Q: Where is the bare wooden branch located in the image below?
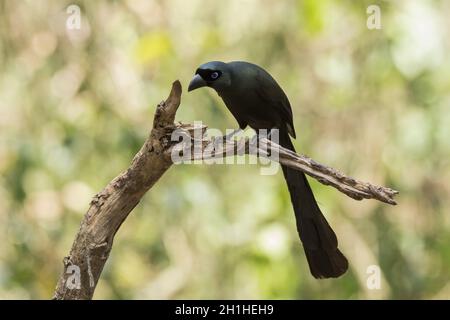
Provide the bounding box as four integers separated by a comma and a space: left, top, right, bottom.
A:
54, 79, 398, 300
53, 81, 182, 300
168, 126, 398, 205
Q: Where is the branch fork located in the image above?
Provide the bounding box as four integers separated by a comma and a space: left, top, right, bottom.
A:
53, 80, 398, 300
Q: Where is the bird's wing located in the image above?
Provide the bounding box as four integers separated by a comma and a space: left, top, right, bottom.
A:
254, 70, 296, 138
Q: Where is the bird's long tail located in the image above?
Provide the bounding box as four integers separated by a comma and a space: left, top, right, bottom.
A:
278, 130, 348, 278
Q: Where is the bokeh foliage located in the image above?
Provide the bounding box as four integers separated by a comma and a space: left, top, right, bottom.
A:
0, 0, 449, 299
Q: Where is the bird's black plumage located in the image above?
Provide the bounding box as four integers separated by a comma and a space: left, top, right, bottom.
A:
189, 61, 348, 278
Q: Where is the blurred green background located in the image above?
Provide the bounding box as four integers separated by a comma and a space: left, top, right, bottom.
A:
0, 0, 449, 299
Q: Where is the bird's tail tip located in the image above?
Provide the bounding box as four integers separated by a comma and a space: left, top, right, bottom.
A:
304, 248, 348, 279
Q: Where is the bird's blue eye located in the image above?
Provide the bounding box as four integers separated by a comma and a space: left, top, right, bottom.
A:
210, 71, 219, 80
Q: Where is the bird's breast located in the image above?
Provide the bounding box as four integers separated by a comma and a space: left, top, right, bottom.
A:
220, 90, 281, 131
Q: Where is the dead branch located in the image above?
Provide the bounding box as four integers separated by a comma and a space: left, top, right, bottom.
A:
169, 132, 397, 205
53, 81, 182, 300
53, 80, 398, 300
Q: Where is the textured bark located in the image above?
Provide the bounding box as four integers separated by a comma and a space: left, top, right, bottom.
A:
174, 134, 398, 205
53, 80, 398, 299
53, 81, 182, 300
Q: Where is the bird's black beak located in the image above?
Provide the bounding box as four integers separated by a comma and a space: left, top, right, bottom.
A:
188, 74, 207, 92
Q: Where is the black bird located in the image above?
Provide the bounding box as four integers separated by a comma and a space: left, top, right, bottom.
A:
188, 61, 348, 278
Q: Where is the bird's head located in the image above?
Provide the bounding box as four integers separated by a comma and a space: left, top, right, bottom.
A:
188, 61, 231, 92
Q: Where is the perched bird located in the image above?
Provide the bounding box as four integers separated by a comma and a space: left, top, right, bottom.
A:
188, 61, 348, 278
